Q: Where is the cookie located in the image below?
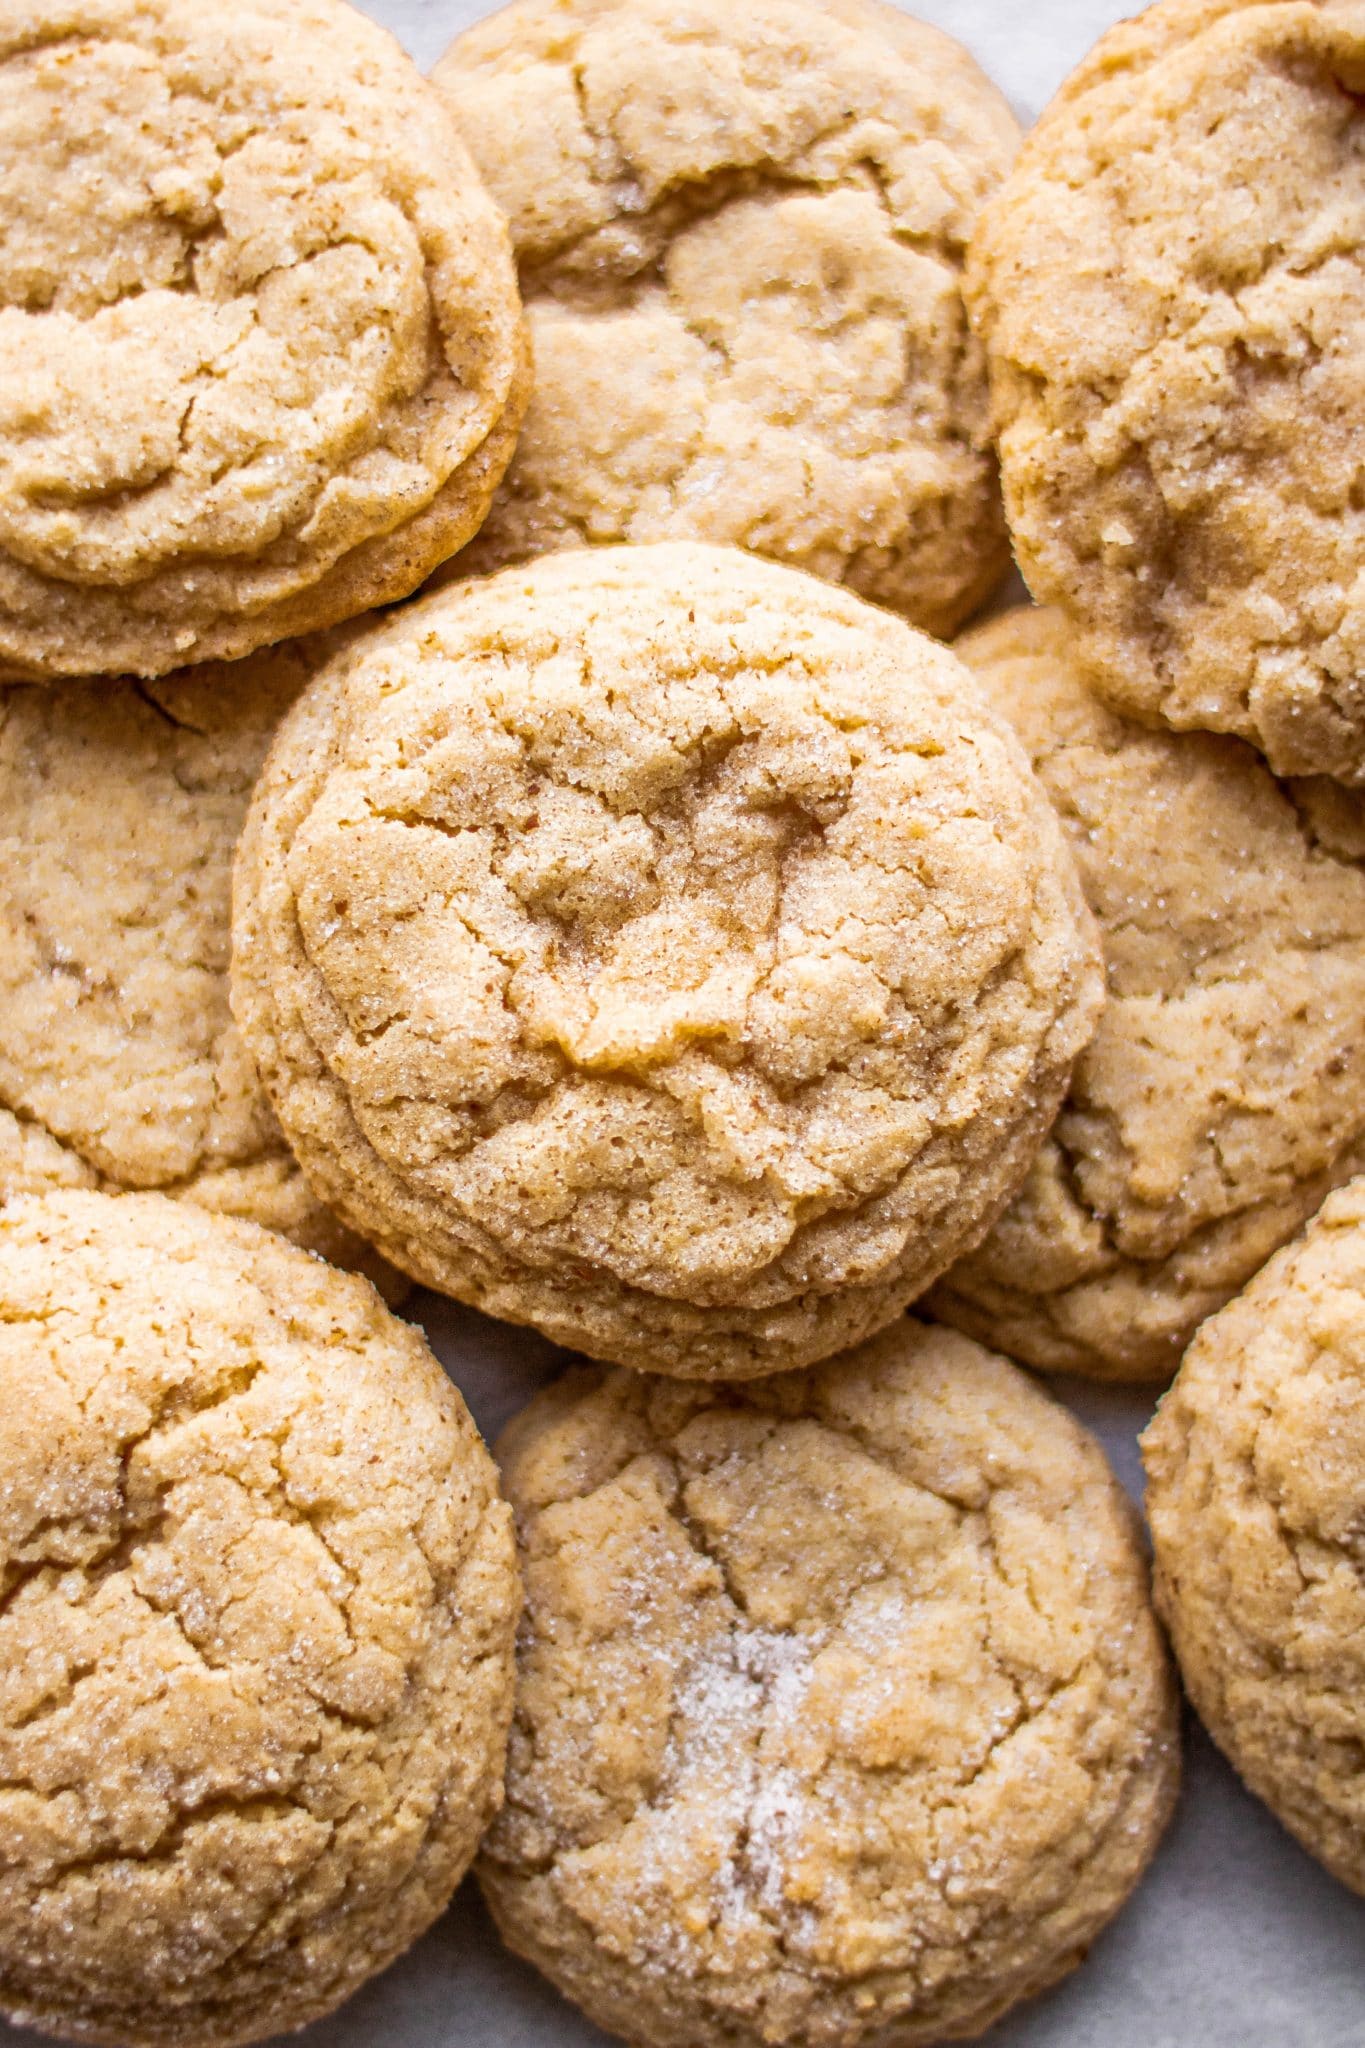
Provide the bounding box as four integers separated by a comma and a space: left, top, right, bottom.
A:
230, 542, 1103, 1380
0, 0, 528, 682
480, 1319, 1180, 2048
1143, 1177, 1365, 1896
967, 0, 1365, 784
0, 644, 400, 1295
929, 607, 1365, 1383
431, 0, 1017, 637
0, 1189, 520, 2046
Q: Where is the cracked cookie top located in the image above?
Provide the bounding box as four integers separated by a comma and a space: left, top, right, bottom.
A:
231, 543, 1103, 1379
968, 0, 1365, 784
0, 645, 398, 1296
930, 607, 1365, 1383
480, 1320, 1179, 2048
0, 0, 528, 681
0, 1189, 519, 2048
1144, 1177, 1365, 1896
431, 0, 1017, 637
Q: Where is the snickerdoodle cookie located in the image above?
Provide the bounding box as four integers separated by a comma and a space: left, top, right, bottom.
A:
1144, 1177, 1365, 1895
0, 644, 397, 1293
480, 1319, 1180, 2048
0, 1188, 519, 2046
432, 0, 1017, 636
967, 0, 1365, 784
231, 543, 1103, 1380
0, 0, 528, 682
930, 607, 1365, 1383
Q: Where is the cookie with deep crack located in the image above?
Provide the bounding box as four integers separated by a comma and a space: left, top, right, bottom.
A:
480, 1319, 1180, 2048
0, 0, 528, 681
431, 0, 1017, 637
0, 644, 400, 1296
230, 543, 1103, 1380
0, 1188, 520, 2047
929, 607, 1365, 1383
967, 0, 1365, 784
1143, 1177, 1365, 1896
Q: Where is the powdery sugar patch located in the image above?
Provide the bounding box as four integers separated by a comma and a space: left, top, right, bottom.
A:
620, 1622, 821, 1961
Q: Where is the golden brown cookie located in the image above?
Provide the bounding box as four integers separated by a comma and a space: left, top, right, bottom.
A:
930, 607, 1365, 1383
0, 0, 528, 681
967, 0, 1365, 784
0, 1188, 520, 2047
431, 0, 1017, 636
1143, 1177, 1365, 1896
0, 643, 399, 1295
231, 543, 1103, 1380
481, 1319, 1180, 2048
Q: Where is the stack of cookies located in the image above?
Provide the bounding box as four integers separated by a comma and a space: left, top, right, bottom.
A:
0, 2, 1360, 2046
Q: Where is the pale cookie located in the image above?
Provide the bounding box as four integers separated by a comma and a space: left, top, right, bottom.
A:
231, 543, 1103, 1380
0, 1189, 520, 2047
432, 0, 1017, 637
967, 0, 1365, 784
0, 645, 400, 1296
0, 0, 528, 681
480, 1319, 1180, 2048
1144, 1177, 1365, 1896
930, 607, 1365, 1383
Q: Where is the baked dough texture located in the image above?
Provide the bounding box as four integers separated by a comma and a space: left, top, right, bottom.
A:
930, 607, 1365, 1383
1143, 1177, 1365, 1896
231, 543, 1103, 1380
0, 0, 528, 681
0, 643, 398, 1293
480, 1319, 1180, 2048
431, 0, 1017, 637
967, 0, 1365, 784
0, 1188, 520, 2047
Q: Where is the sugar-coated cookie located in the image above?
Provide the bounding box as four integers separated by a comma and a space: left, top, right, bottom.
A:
481, 1320, 1180, 2048
0, 0, 528, 680
931, 607, 1365, 1382
231, 543, 1102, 1380
967, 0, 1365, 783
1144, 1177, 1365, 1896
433, 0, 1017, 636
0, 1189, 520, 2046
0, 645, 399, 1294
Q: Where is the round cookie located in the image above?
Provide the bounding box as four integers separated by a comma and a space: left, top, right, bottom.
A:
967, 0, 1365, 784
230, 542, 1103, 1380
0, 0, 528, 682
0, 644, 399, 1295
1143, 1177, 1365, 1895
480, 1320, 1181, 2048
929, 607, 1365, 1383
432, 0, 1018, 637
0, 1188, 520, 2047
